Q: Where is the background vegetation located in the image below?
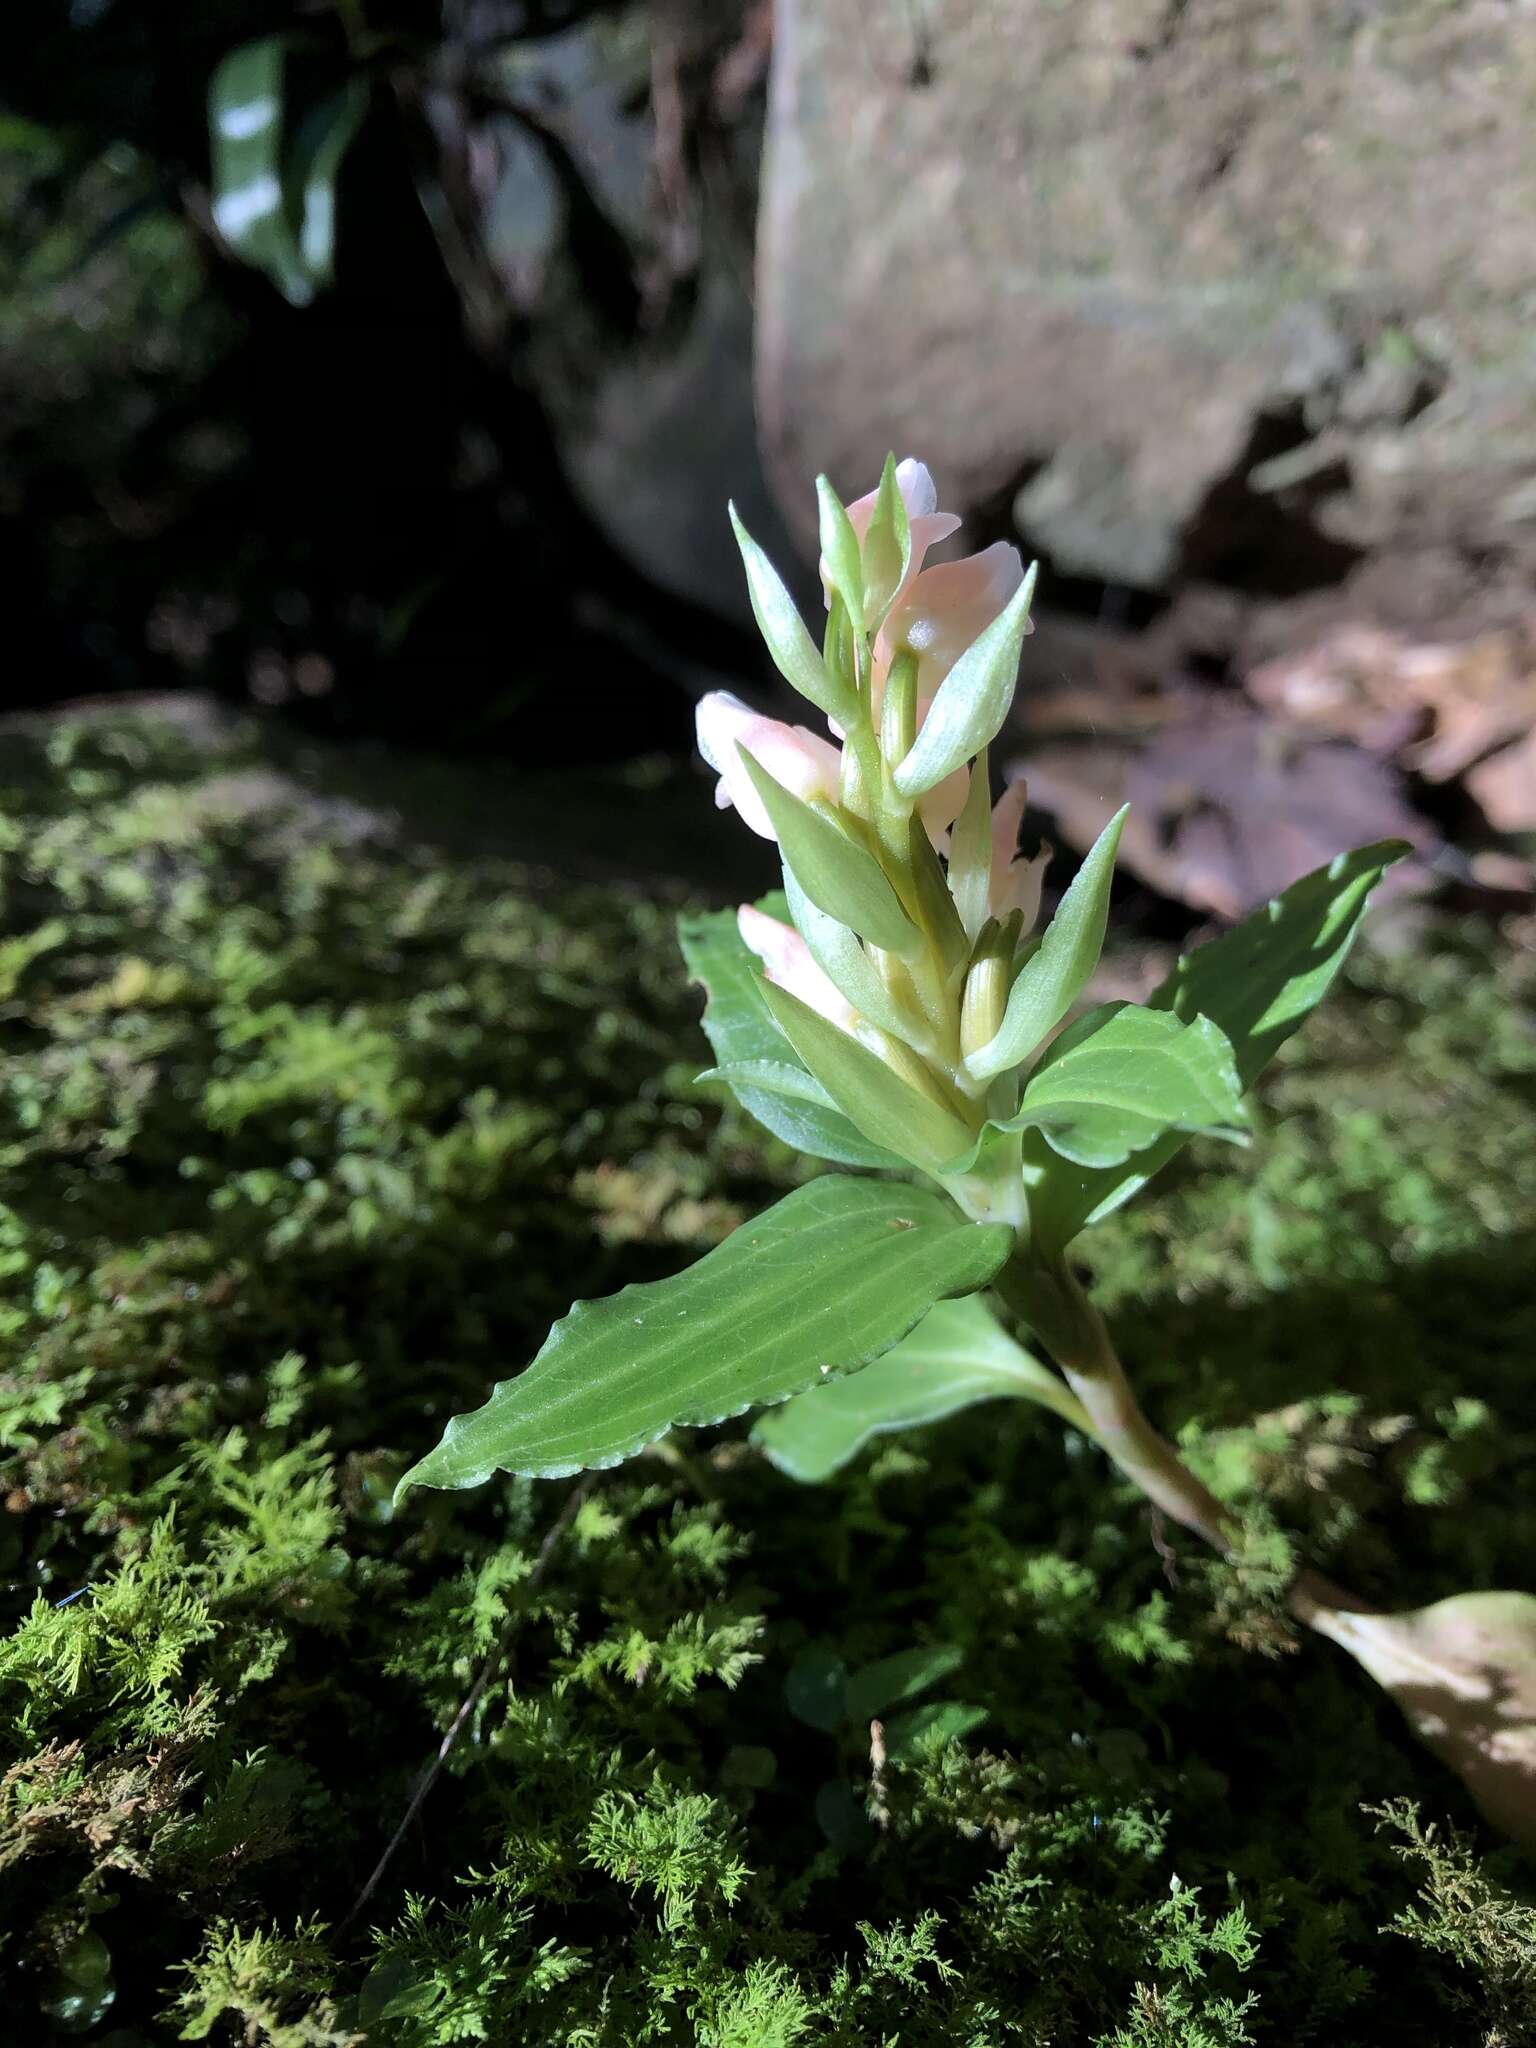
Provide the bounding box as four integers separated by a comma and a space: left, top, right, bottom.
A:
2, 710, 1534, 2043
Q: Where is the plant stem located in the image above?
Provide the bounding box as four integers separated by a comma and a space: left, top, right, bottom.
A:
994, 1256, 1236, 1552
993, 1255, 1385, 1627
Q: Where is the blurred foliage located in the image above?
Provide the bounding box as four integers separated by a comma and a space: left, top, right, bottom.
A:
0, 3, 763, 744
1, 708, 1535, 2041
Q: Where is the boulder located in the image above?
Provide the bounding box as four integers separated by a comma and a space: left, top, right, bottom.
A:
756, 0, 1536, 600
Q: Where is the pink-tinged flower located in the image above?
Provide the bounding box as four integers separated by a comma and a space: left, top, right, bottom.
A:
737, 905, 859, 1032
696, 692, 841, 842
886, 540, 1026, 699
989, 777, 1049, 927
836, 458, 961, 601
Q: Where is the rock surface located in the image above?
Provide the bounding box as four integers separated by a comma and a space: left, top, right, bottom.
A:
756, 0, 1536, 601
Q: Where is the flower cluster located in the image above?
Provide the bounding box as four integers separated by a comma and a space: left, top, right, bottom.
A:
694, 458, 1064, 1205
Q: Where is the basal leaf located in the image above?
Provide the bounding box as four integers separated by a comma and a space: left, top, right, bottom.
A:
1024, 838, 1408, 1250
397, 1179, 1012, 1493
679, 899, 904, 1168
753, 1293, 1086, 1481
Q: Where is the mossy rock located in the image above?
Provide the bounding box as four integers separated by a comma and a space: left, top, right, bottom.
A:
2, 709, 1535, 2044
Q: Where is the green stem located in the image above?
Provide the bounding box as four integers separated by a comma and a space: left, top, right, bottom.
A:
994, 1256, 1237, 1553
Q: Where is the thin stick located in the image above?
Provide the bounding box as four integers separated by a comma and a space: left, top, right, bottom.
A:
342, 1477, 591, 1932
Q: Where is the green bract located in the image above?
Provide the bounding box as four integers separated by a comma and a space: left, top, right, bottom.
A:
965, 804, 1128, 1082
892, 566, 1037, 799
737, 749, 922, 958
679, 898, 903, 1168
859, 454, 913, 628
729, 504, 853, 722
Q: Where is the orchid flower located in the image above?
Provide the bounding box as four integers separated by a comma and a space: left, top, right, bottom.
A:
695, 692, 841, 842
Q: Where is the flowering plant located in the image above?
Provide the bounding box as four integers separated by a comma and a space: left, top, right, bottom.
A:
400, 459, 1536, 1840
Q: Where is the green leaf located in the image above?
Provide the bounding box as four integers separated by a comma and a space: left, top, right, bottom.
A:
737, 750, 920, 958
396, 1178, 1012, 1493
1153, 839, 1411, 1085
965, 804, 1128, 1082
210, 39, 310, 303
209, 40, 365, 306
892, 563, 1037, 799
753, 1293, 1086, 1481
1008, 1003, 1249, 1168
781, 865, 922, 1047
1025, 838, 1409, 1249
817, 477, 865, 639
679, 900, 904, 1168
697, 1060, 840, 1111
884, 1700, 988, 1757
758, 979, 978, 1176
860, 454, 912, 629
786, 1650, 847, 1731
845, 1644, 963, 1722
730, 506, 852, 722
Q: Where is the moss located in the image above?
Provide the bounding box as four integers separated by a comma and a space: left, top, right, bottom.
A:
2, 711, 1534, 2043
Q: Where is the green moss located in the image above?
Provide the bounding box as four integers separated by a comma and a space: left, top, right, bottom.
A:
1, 712, 1534, 2042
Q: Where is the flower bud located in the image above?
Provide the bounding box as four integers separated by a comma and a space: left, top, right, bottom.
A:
959, 915, 1014, 1062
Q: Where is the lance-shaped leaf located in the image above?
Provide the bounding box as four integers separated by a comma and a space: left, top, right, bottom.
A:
781, 866, 922, 1048
209, 39, 365, 307
730, 505, 853, 723
965, 804, 1128, 1083
395, 1178, 1012, 1494
892, 564, 1037, 800
947, 755, 993, 941
1301, 1587, 1536, 1848
754, 1293, 1087, 1481
758, 979, 977, 1176
680, 899, 903, 1168
1024, 838, 1409, 1249
210, 39, 310, 304
738, 749, 920, 958
1003, 1003, 1249, 1169
290, 79, 369, 286
860, 454, 912, 629
817, 477, 865, 639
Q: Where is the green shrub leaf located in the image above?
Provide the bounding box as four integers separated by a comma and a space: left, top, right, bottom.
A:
396, 1179, 1012, 1494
